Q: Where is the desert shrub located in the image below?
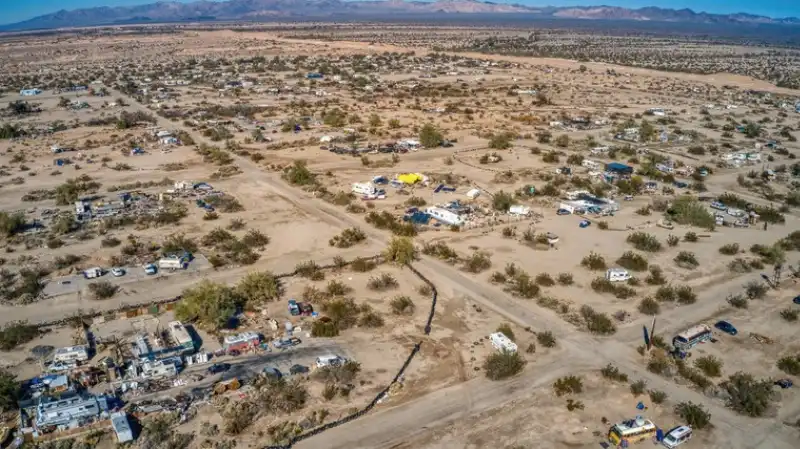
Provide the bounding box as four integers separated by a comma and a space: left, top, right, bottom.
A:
638, 297, 661, 315
694, 355, 723, 378
0, 321, 39, 351
367, 273, 398, 291
722, 372, 775, 417
484, 351, 526, 380
749, 244, 785, 265
648, 390, 667, 404
777, 356, 800, 375
390, 296, 415, 315
501, 227, 516, 238
325, 280, 351, 297
674, 251, 699, 269
597, 220, 609, 230
728, 258, 753, 273
566, 399, 584, 411
536, 331, 556, 348
616, 251, 648, 271
627, 232, 662, 252
580, 305, 616, 335
504, 272, 541, 299
580, 252, 606, 270
358, 307, 385, 328
666, 234, 680, 247
553, 376, 583, 396
630, 380, 646, 396
745, 281, 767, 299
727, 294, 748, 309
655, 285, 676, 302
421, 241, 459, 263
675, 285, 697, 305
311, 320, 339, 337
557, 273, 574, 285
675, 402, 712, 429
647, 355, 671, 375
100, 236, 121, 247
535, 273, 555, 287
88, 281, 118, 300
719, 243, 740, 255
645, 265, 667, 285
328, 228, 366, 248
496, 323, 515, 341
295, 260, 322, 279
780, 309, 799, 322
684, 231, 699, 242
591, 278, 635, 299
462, 251, 492, 273
350, 257, 377, 272
667, 196, 715, 229
600, 364, 628, 383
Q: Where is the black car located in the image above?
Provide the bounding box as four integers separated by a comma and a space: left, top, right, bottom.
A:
290, 364, 309, 375
207, 363, 231, 374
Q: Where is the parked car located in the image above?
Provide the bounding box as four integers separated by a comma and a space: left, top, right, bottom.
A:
111, 267, 125, 277
289, 364, 309, 375
793, 295, 800, 305
775, 379, 793, 389
207, 363, 230, 374
714, 320, 738, 335
556, 208, 571, 216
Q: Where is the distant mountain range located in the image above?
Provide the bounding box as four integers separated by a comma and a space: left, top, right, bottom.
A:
2, 0, 799, 31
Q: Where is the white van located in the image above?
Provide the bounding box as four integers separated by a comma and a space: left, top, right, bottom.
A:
352, 182, 377, 196
662, 426, 692, 448
605, 268, 631, 282
315, 354, 346, 369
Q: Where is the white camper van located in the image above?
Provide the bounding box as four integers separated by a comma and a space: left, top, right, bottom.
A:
605, 268, 631, 282
351, 182, 377, 196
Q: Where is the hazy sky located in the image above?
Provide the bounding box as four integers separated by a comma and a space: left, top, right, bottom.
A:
4, 0, 800, 24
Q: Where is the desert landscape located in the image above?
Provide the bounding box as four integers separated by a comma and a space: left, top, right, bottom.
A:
0, 9, 799, 449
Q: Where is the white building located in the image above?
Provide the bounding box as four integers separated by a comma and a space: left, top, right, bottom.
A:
489, 332, 518, 353
168, 321, 193, 351
581, 159, 601, 170
508, 205, 530, 216
606, 268, 631, 282
53, 345, 89, 364
425, 207, 465, 227
141, 359, 180, 379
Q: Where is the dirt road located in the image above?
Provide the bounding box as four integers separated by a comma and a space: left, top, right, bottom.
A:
107, 87, 799, 449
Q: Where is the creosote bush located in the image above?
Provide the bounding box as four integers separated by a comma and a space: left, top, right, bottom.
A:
484, 351, 526, 381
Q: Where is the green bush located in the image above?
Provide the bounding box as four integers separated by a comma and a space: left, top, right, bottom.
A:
390, 296, 415, 315
536, 331, 556, 348
88, 281, 118, 300
0, 321, 39, 351
648, 390, 667, 404
580, 305, 616, 335
694, 355, 723, 378
626, 232, 662, 252
722, 372, 775, 417
616, 251, 649, 271
776, 356, 800, 375
667, 196, 715, 229
675, 402, 712, 429
630, 380, 646, 396
600, 364, 628, 383
727, 294, 748, 309
780, 309, 798, 322
719, 243, 740, 255
645, 265, 667, 285
674, 251, 699, 269
535, 273, 555, 287
484, 350, 526, 380
580, 252, 607, 270
462, 251, 492, 273
557, 273, 574, 285
367, 273, 398, 291
638, 297, 661, 315
684, 231, 699, 242
553, 375, 583, 396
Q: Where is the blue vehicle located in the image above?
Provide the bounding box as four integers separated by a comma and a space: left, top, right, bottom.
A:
715, 320, 738, 335
775, 379, 793, 389
793, 295, 800, 305
556, 208, 571, 216
208, 363, 230, 374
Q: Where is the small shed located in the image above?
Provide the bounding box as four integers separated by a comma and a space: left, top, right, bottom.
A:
466, 188, 481, 199
110, 411, 133, 443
